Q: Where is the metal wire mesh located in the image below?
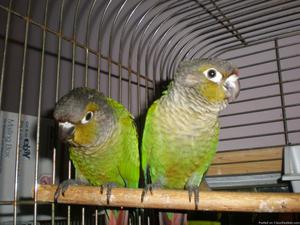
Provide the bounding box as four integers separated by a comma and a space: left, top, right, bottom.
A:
0, 0, 300, 224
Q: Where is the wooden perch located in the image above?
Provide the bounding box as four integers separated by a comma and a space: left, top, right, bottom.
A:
36, 185, 300, 212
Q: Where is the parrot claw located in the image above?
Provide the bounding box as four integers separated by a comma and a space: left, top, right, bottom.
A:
55, 179, 87, 200
141, 183, 161, 202
141, 184, 152, 202
186, 185, 200, 210
100, 182, 117, 205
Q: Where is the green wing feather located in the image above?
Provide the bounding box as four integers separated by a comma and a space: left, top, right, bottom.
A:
141, 100, 159, 183
106, 98, 140, 188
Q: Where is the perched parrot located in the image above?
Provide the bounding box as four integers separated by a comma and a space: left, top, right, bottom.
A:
142, 58, 240, 225
53, 87, 140, 225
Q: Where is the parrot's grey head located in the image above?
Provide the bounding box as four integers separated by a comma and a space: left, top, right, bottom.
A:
53, 87, 114, 148
174, 58, 240, 103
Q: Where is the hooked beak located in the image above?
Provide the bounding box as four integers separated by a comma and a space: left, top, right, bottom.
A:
58, 122, 75, 142
223, 74, 240, 102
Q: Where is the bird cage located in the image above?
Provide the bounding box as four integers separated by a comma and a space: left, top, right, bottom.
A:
0, 0, 300, 224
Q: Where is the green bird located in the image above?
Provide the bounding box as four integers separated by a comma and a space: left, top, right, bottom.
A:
53, 87, 140, 225
142, 58, 240, 225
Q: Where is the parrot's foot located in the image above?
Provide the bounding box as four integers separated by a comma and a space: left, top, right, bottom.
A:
100, 182, 117, 205
55, 179, 87, 200
186, 185, 200, 210
141, 183, 161, 202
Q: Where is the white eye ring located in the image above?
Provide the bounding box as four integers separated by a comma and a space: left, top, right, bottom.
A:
203, 68, 223, 83
81, 111, 93, 124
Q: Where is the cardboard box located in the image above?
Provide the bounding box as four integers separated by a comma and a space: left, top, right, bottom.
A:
0, 110, 58, 223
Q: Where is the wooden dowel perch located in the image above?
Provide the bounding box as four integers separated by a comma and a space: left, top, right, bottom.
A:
36, 184, 300, 213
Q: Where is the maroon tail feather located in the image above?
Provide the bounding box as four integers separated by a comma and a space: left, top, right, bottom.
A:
106, 210, 128, 225
159, 212, 187, 225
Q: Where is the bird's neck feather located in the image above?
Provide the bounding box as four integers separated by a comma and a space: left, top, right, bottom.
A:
163, 81, 228, 114
157, 84, 221, 137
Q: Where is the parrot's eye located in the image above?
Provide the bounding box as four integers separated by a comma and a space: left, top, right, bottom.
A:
81, 111, 93, 124
208, 69, 216, 78
203, 68, 223, 83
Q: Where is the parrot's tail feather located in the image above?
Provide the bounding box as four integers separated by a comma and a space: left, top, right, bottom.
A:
116, 210, 128, 225
106, 210, 116, 225
159, 212, 187, 225
173, 213, 187, 225
106, 210, 128, 225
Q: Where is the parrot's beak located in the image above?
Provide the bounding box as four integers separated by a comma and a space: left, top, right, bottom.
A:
223, 74, 240, 102
58, 122, 75, 141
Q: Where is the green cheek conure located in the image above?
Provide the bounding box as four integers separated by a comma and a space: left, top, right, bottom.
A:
53, 87, 139, 225
142, 58, 240, 225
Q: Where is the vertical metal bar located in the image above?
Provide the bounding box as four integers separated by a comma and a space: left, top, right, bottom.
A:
94, 209, 98, 225
72, 0, 81, 89
97, 54, 101, 91
83, 1, 96, 221
135, 1, 151, 108
96, 52, 101, 92
126, 1, 147, 118
13, 1, 32, 225
128, 1, 170, 113
33, 1, 49, 225
70, 1, 81, 223
275, 39, 290, 145
103, 0, 112, 97
0, 0, 12, 109
107, 57, 112, 97
54, 1, 65, 225
118, 61, 122, 103
118, 0, 146, 104
108, 0, 128, 98
81, 207, 85, 225
51, 147, 56, 225
143, 1, 184, 97
55, 0, 65, 101
135, 1, 168, 106
85, 0, 97, 87
67, 160, 72, 225
136, 64, 141, 118
97, 0, 113, 94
